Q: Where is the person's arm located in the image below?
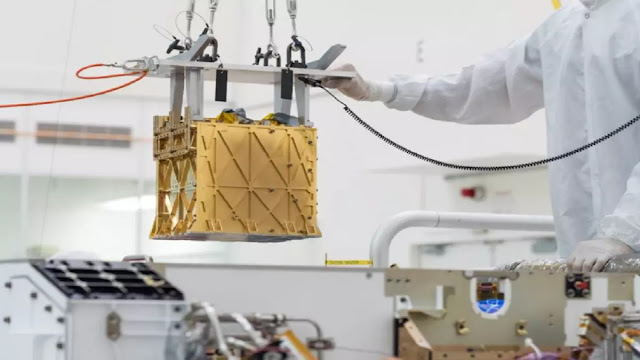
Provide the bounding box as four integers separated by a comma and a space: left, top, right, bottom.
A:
326, 34, 545, 125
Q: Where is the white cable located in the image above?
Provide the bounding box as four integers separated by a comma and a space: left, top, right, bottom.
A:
524, 338, 542, 359
174, 10, 211, 43
152, 24, 176, 41
296, 35, 314, 52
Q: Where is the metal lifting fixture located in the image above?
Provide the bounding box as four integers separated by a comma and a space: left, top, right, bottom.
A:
286, 0, 307, 68
255, 0, 281, 67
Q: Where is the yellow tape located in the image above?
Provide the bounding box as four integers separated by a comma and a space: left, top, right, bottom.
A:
551, 0, 562, 9
278, 330, 317, 360
325, 260, 373, 266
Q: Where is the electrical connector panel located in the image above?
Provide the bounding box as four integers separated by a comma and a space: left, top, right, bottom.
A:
150, 108, 321, 242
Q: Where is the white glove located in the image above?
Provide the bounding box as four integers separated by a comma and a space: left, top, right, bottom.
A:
323, 64, 395, 102
567, 238, 633, 272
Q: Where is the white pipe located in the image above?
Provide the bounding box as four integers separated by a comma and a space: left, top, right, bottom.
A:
369, 211, 555, 268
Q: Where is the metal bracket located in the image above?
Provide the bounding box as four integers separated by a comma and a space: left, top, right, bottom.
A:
106, 312, 121, 341
169, 34, 216, 62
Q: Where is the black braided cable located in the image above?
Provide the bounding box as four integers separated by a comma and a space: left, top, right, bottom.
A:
311, 79, 640, 172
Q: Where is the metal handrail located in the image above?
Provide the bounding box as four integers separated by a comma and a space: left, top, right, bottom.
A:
369, 211, 555, 268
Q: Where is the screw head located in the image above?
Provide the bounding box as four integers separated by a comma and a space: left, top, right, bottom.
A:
173, 306, 183, 313
44, 305, 52, 312
4, 282, 11, 289
57, 317, 65, 324
3, 317, 10, 324
56, 342, 64, 350
30, 292, 38, 300
566, 289, 576, 298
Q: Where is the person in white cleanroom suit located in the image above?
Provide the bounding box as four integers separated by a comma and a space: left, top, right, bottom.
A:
326, 0, 640, 273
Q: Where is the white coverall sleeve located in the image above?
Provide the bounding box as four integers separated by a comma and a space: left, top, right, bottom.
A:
384, 35, 545, 125
601, 163, 640, 251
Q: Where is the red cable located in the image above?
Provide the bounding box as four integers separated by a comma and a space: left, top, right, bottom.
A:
0, 63, 148, 109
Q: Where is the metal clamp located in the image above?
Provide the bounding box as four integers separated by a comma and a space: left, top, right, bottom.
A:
110, 57, 159, 73
287, 36, 306, 68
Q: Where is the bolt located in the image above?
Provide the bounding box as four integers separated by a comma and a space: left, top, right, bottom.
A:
269, 229, 275, 233
57, 317, 65, 324
308, 141, 313, 145
307, 168, 313, 173
44, 305, 52, 313
566, 274, 575, 282
399, 297, 407, 303
3, 317, 10, 324
56, 342, 64, 350
582, 289, 591, 297
173, 306, 183, 313
287, 163, 293, 168
174, 323, 181, 330
269, 188, 275, 192
4, 282, 10, 289
30, 292, 38, 300
269, 129, 275, 134
566, 289, 576, 298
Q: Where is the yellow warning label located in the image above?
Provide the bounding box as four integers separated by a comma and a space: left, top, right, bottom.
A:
325, 260, 373, 266
551, 0, 562, 9
324, 254, 373, 266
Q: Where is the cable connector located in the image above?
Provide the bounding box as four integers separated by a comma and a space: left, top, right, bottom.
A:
298, 76, 321, 87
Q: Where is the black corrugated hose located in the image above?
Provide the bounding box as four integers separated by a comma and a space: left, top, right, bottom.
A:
300, 76, 640, 172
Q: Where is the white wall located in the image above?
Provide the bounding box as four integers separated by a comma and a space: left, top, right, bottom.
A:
0, 0, 558, 268
224, 0, 556, 266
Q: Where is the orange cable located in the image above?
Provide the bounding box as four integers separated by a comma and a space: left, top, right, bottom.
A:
0, 63, 148, 109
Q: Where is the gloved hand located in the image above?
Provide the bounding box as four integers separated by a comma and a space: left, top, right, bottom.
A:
323, 64, 372, 101
567, 238, 633, 272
